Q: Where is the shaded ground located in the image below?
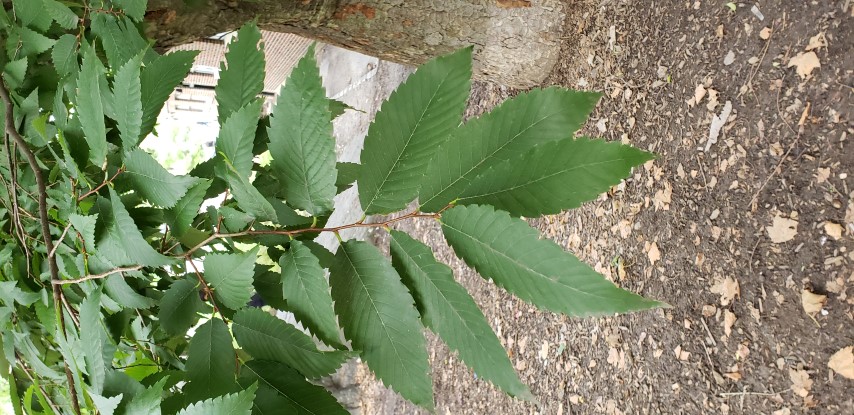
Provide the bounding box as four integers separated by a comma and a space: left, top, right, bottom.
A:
351, 1, 854, 414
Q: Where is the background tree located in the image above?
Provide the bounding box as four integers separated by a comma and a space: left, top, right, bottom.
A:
144, 0, 565, 88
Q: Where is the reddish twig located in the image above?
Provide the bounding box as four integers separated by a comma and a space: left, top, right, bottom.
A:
77, 167, 125, 202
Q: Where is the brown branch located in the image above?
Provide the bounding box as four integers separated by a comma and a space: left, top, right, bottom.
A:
52, 266, 144, 285
0, 81, 82, 415
77, 166, 124, 201
187, 259, 223, 318
180, 208, 445, 258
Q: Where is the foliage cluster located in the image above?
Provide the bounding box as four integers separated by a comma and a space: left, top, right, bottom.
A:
0, 1, 664, 413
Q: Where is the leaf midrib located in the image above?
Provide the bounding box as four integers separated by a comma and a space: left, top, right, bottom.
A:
363, 71, 453, 213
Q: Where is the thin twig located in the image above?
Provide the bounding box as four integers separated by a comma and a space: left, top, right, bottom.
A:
719, 388, 789, 397
187, 259, 223, 317
77, 166, 125, 202
749, 105, 805, 210
49, 223, 73, 258
52, 266, 144, 285
0, 81, 82, 415
738, 24, 774, 99
15, 354, 61, 415
180, 208, 445, 258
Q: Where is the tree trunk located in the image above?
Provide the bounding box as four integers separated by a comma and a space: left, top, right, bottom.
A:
145, 0, 564, 88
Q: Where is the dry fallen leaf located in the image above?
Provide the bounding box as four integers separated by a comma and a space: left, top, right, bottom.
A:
815, 167, 831, 183
724, 310, 737, 337
674, 345, 690, 361
711, 276, 741, 306
766, 215, 798, 243
724, 371, 742, 381
805, 32, 827, 51
687, 84, 707, 107
789, 369, 813, 397
828, 346, 854, 380
759, 27, 772, 40
648, 242, 661, 265
801, 287, 827, 319
824, 222, 844, 240
787, 52, 821, 79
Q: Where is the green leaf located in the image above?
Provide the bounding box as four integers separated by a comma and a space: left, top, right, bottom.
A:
123, 148, 198, 208
441, 205, 664, 316
177, 383, 257, 415
44, 0, 79, 29
113, 54, 144, 150
216, 23, 265, 123
90, 393, 123, 415
51, 34, 78, 77
90, 13, 149, 70
3, 58, 27, 88
335, 162, 359, 192
232, 308, 351, 379
165, 180, 211, 238
104, 274, 155, 309
280, 241, 342, 348
240, 360, 348, 415
358, 47, 471, 215
184, 319, 238, 401
140, 50, 198, 141
158, 279, 204, 335
69, 213, 97, 251
252, 267, 288, 311
12, 27, 55, 56
114, 0, 147, 21
389, 230, 532, 400
328, 98, 354, 119
267, 44, 337, 215
81, 290, 115, 394
419, 88, 602, 212
12, 0, 41, 28
457, 138, 655, 216
223, 166, 277, 222
329, 240, 433, 409
217, 100, 262, 178
125, 377, 168, 415
203, 248, 258, 310
77, 43, 107, 167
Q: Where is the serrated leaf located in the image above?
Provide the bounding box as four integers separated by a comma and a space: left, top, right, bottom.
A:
268, 45, 336, 215
140, 50, 198, 141
223, 166, 277, 222
328, 98, 353, 119
280, 241, 342, 347
184, 319, 238, 401
90, 393, 123, 415
90, 13, 148, 70
358, 48, 471, 215
177, 383, 256, 415
203, 248, 257, 310
457, 138, 655, 216
441, 205, 664, 316
104, 188, 174, 266
252, 267, 288, 311
15, 26, 55, 56
158, 279, 204, 335
104, 274, 155, 309
81, 290, 115, 394
125, 377, 167, 415
240, 360, 348, 415
389, 230, 532, 400
232, 308, 351, 379
165, 180, 211, 237
114, 0, 147, 21
419, 88, 602, 212
69, 213, 97, 252
52, 34, 78, 77
335, 162, 359, 192
44, 0, 78, 29
329, 240, 433, 409
113, 54, 144, 150
216, 23, 265, 123
77, 43, 107, 167
12, 0, 41, 28
217, 100, 262, 178
3, 58, 27, 88
124, 148, 197, 208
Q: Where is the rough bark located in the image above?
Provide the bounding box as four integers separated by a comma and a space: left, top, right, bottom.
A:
145, 0, 564, 88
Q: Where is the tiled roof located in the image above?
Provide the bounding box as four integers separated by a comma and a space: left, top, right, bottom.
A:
168, 31, 312, 93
